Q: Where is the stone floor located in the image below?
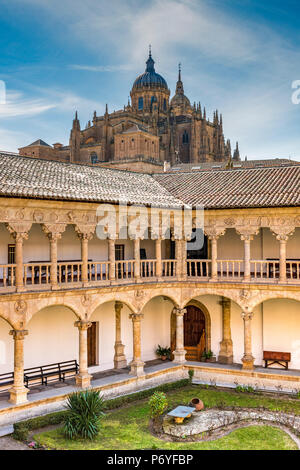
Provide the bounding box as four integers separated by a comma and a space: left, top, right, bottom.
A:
0, 436, 29, 450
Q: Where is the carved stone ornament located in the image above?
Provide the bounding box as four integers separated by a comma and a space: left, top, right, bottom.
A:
81, 293, 92, 309
14, 300, 27, 316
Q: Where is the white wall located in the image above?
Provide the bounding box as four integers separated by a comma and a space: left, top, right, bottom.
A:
25, 306, 79, 369
141, 297, 172, 361
0, 318, 14, 374
263, 299, 300, 369
90, 301, 133, 371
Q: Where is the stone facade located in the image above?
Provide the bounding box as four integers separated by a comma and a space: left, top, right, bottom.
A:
18, 52, 239, 171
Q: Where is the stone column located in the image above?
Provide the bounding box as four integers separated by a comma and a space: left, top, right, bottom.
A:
42, 224, 66, 289
9, 329, 28, 405
129, 313, 145, 376
108, 238, 116, 281
74, 321, 92, 388
75, 225, 95, 286
175, 239, 186, 279
114, 302, 127, 369
218, 298, 233, 364
155, 238, 162, 277
173, 308, 187, 363
205, 228, 225, 281
241, 311, 254, 370
6, 223, 32, 292
134, 238, 140, 280
270, 226, 294, 284
241, 235, 252, 282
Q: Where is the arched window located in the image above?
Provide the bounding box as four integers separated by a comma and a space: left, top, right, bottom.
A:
163, 98, 167, 111
151, 96, 157, 110
138, 97, 144, 110
182, 130, 189, 144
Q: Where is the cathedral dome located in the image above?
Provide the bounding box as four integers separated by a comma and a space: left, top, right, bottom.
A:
132, 52, 168, 91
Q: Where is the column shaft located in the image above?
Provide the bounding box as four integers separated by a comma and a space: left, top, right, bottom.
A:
279, 238, 287, 283
81, 236, 89, 285
134, 239, 140, 280
241, 312, 254, 370
173, 308, 187, 363
9, 330, 28, 405
129, 313, 144, 376
114, 302, 127, 369
75, 321, 92, 388
15, 236, 24, 291
218, 299, 233, 364
211, 237, 218, 280
243, 237, 251, 282
155, 238, 162, 277
50, 237, 58, 288
108, 238, 116, 281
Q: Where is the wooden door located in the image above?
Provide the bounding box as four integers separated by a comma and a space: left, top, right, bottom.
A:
87, 322, 97, 367
184, 306, 206, 361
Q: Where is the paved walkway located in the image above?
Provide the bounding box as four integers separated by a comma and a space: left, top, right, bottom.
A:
0, 436, 29, 450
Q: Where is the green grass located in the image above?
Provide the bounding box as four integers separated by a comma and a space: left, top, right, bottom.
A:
34, 385, 300, 450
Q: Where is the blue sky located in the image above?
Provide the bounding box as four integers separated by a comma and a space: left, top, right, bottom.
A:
1, 0, 300, 160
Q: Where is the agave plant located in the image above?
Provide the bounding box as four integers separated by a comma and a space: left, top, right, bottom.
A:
63, 390, 105, 440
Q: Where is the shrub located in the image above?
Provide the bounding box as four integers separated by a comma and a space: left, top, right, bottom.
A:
148, 392, 168, 421
13, 379, 189, 441
63, 390, 105, 440
188, 369, 194, 383
156, 345, 171, 359
235, 385, 255, 393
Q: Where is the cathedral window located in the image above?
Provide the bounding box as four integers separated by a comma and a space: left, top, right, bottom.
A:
182, 130, 189, 144
138, 97, 144, 110
163, 98, 167, 111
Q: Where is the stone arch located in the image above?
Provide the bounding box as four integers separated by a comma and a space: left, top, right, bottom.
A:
183, 299, 212, 353
90, 296, 137, 319
250, 291, 300, 312
179, 287, 243, 311
26, 299, 83, 325
139, 292, 179, 312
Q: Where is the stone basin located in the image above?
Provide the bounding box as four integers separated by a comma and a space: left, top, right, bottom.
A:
163, 408, 300, 438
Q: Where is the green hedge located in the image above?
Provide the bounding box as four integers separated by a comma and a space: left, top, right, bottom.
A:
13, 379, 189, 441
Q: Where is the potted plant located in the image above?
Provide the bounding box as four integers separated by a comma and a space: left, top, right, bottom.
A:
204, 350, 216, 363
156, 345, 171, 361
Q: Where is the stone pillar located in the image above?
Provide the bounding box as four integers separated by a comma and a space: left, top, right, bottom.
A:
75, 321, 92, 388
175, 239, 186, 279
9, 329, 28, 405
242, 235, 252, 282
129, 313, 145, 376
6, 223, 32, 292
210, 236, 218, 280
114, 301, 127, 369
108, 238, 116, 281
134, 238, 140, 280
205, 228, 225, 281
173, 308, 187, 363
241, 311, 254, 370
278, 235, 288, 283
218, 298, 233, 364
42, 224, 66, 289
155, 238, 162, 277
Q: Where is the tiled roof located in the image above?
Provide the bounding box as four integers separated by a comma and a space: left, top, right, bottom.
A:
0, 152, 299, 210
23, 139, 52, 148
170, 159, 300, 172
0, 153, 182, 208
154, 166, 300, 209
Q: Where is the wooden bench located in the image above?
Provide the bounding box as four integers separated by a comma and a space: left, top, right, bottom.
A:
0, 360, 79, 392
0, 372, 14, 391
263, 351, 291, 370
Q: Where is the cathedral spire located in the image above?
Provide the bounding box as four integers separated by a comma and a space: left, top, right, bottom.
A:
175, 62, 184, 95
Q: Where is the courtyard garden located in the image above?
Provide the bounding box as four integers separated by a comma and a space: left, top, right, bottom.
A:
16, 380, 300, 451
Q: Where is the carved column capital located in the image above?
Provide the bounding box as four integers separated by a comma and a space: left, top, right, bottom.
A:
236, 227, 259, 241
42, 223, 66, 241
173, 307, 187, 317
204, 227, 226, 240
115, 301, 123, 314
241, 311, 253, 321
129, 313, 144, 322
6, 222, 32, 240
74, 321, 92, 331
270, 225, 295, 240
75, 224, 96, 241
9, 329, 28, 340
